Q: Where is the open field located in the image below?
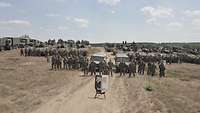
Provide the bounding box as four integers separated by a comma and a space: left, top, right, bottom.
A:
0, 49, 200, 113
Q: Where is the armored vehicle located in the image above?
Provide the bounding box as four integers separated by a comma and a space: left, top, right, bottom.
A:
90, 52, 107, 72
115, 53, 130, 72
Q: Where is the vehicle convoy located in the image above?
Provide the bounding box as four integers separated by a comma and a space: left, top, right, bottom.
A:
90, 52, 107, 72
0, 35, 42, 51
115, 53, 130, 72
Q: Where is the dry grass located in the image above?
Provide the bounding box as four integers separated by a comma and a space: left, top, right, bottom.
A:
0, 50, 91, 113
0, 49, 200, 113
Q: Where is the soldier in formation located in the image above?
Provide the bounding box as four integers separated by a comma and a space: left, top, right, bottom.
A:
128, 61, 136, 77
108, 59, 113, 77
159, 62, 166, 78
119, 61, 126, 76
89, 60, 96, 76
138, 60, 145, 75
82, 58, 89, 75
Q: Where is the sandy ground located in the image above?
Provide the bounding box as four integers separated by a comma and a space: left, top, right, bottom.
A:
0, 49, 200, 113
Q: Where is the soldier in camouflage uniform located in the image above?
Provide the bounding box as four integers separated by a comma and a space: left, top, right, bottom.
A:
138, 60, 142, 75
68, 57, 72, 70
63, 57, 68, 70
90, 60, 96, 76
128, 61, 136, 77
25, 47, 28, 57
120, 61, 126, 76
74, 56, 79, 69
141, 61, 145, 75
108, 59, 113, 77
119, 61, 123, 77
82, 58, 89, 75
20, 48, 24, 56
159, 62, 166, 77
51, 55, 56, 70
151, 62, 156, 76
147, 62, 152, 76
99, 61, 104, 75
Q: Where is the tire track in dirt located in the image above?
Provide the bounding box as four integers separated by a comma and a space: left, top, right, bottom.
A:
31, 74, 125, 113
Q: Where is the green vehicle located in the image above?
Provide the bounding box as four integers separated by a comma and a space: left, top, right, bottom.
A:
115, 53, 130, 73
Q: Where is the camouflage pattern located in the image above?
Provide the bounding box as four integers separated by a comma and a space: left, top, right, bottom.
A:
159, 62, 166, 77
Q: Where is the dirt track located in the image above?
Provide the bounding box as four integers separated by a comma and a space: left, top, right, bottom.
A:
32, 75, 123, 113
0, 49, 200, 113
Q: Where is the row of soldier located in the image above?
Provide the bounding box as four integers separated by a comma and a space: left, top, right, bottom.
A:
118, 60, 166, 78
20, 48, 166, 78
50, 54, 88, 70
20, 47, 88, 58
49, 54, 166, 78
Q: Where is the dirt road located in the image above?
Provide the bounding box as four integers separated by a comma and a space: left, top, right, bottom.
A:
32, 74, 126, 113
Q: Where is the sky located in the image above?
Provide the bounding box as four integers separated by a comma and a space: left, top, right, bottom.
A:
0, 0, 200, 43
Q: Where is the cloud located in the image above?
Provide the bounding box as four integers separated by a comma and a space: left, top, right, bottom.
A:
46, 13, 60, 17
0, 20, 32, 27
146, 18, 160, 25
110, 10, 116, 14
185, 10, 200, 18
0, 2, 12, 8
66, 16, 72, 21
74, 18, 89, 28
184, 10, 200, 28
57, 26, 69, 30
141, 6, 174, 26
191, 19, 200, 29
98, 0, 121, 6
167, 22, 183, 29
65, 16, 89, 28
141, 6, 174, 19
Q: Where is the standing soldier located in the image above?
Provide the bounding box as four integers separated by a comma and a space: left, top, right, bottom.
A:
138, 61, 142, 75
108, 59, 113, 77
141, 61, 145, 75
25, 47, 28, 57
58, 55, 62, 70
122, 61, 126, 76
128, 61, 136, 78
51, 55, 56, 70
102, 60, 107, 75
68, 57, 72, 70
159, 62, 166, 77
99, 61, 104, 75
151, 62, 156, 76
82, 58, 89, 75
90, 60, 96, 76
147, 62, 152, 76
169, 54, 173, 64
63, 57, 68, 70
20, 48, 24, 56
119, 61, 123, 77
75, 56, 79, 69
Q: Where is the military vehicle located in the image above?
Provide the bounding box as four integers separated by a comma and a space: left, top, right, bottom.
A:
90, 52, 107, 72
115, 53, 130, 72
0, 37, 14, 50
0, 35, 41, 50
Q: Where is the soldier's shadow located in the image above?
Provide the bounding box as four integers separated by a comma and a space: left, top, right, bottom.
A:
88, 96, 105, 100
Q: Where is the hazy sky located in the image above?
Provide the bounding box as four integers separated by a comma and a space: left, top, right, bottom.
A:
0, 0, 200, 43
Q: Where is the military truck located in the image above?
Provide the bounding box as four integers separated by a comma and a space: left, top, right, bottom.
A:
0, 37, 14, 50
115, 53, 130, 72
90, 53, 107, 72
